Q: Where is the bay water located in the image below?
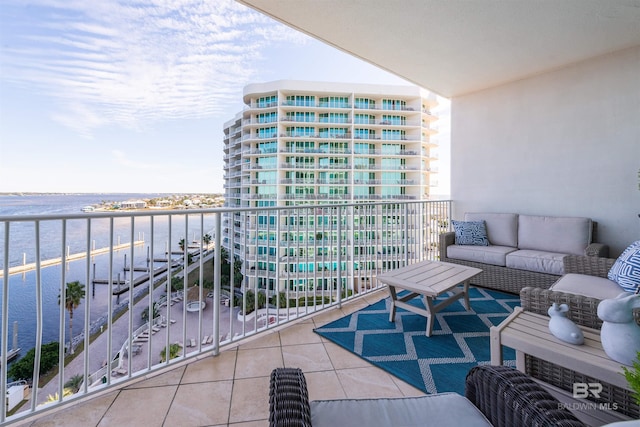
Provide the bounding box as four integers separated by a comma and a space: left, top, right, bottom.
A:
0, 193, 216, 364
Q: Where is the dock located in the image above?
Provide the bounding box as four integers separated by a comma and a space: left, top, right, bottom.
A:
109, 263, 176, 296
1, 348, 20, 365
1, 322, 21, 364
0, 241, 145, 278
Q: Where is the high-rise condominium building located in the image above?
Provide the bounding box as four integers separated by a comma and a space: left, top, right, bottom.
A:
223, 80, 441, 294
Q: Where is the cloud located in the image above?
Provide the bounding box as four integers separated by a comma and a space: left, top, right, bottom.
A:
0, 0, 306, 136
111, 149, 159, 169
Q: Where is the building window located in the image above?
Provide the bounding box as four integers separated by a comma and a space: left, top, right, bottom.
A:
354, 98, 375, 109
286, 112, 315, 122
256, 112, 277, 123
382, 99, 406, 111
285, 95, 315, 107
354, 128, 375, 139
256, 96, 277, 108
287, 126, 315, 137
382, 129, 405, 140
258, 141, 277, 154
319, 96, 349, 108
382, 114, 406, 125
354, 114, 375, 124
257, 127, 277, 138
319, 112, 349, 123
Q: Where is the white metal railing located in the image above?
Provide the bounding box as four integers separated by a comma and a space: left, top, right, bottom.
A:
0, 200, 450, 424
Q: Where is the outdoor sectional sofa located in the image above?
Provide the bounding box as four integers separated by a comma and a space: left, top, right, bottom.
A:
439, 212, 609, 294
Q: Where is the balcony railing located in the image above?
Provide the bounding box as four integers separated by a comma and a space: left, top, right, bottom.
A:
0, 200, 450, 424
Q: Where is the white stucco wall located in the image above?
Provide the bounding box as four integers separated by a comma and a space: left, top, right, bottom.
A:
451, 46, 640, 256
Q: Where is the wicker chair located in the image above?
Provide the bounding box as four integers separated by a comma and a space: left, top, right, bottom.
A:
268, 366, 583, 427
520, 255, 640, 419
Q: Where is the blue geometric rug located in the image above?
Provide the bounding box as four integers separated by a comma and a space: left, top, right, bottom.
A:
314, 286, 519, 395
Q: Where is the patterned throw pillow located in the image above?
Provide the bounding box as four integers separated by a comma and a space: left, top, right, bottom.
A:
452, 220, 489, 246
608, 240, 640, 293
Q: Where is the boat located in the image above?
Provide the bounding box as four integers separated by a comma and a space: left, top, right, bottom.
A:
81, 206, 95, 212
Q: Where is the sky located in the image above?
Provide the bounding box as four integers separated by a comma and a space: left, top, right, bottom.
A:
0, 0, 448, 195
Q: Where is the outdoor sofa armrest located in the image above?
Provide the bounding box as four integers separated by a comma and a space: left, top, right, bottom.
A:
520, 286, 605, 329
439, 231, 456, 260
465, 365, 584, 427
584, 242, 609, 257
563, 254, 616, 277
269, 368, 312, 427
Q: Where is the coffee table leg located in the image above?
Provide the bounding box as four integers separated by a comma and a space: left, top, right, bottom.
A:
462, 280, 470, 310
424, 296, 435, 337
388, 285, 397, 322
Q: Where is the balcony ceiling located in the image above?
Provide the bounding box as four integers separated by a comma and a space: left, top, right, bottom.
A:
237, 0, 640, 97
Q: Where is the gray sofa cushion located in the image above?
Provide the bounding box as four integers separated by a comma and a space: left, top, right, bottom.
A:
551, 273, 626, 300
447, 244, 517, 267
506, 249, 565, 275
465, 212, 518, 247
518, 215, 592, 255
310, 393, 492, 427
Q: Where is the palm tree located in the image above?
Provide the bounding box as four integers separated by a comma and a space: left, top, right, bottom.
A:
64, 374, 84, 393
58, 280, 85, 354
203, 233, 212, 246
160, 343, 182, 362
141, 302, 159, 322
178, 238, 186, 252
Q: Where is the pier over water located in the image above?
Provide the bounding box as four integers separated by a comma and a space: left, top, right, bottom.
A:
0, 241, 145, 277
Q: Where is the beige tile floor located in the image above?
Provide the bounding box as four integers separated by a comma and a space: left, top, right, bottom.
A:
17, 289, 426, 427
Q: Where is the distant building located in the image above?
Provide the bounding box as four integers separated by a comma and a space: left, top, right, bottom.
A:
222, 80, 441, 293
120, 200, 147, 209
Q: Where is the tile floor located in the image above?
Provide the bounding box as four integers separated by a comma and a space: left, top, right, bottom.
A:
17, 289, 425, 427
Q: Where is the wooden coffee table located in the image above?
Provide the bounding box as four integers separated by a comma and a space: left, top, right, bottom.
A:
377, 260, 482, 336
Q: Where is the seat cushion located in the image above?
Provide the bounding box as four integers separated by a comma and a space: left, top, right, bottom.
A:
447, 244, 517, 266
465, 213, 518, 247
310, 393, 492, 427
505, 250, 565, 275
551, 273, 626, 300
608, 240, 640, 293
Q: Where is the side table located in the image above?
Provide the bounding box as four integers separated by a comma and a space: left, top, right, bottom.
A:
490, 307, 634, 426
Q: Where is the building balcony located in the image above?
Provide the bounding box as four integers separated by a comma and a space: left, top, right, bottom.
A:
0, 200, 450, 425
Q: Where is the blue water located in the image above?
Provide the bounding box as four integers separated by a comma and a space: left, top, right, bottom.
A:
0, 193, 216, 365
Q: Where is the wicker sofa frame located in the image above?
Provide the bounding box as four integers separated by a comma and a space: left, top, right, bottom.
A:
520, 255, 639, 419
269, 366, 583, 427
439, 231, 609, 295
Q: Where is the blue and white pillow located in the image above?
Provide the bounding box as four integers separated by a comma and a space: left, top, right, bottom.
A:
452, 220, 489, 246
608, 240, 640, 293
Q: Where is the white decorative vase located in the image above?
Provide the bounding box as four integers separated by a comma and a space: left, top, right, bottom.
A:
548, 303, 584, 345
597, 293, 640, 366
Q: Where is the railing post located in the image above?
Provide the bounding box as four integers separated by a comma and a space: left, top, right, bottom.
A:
213, 213, 221, 355
1, 222, 9, 423
336, 206, 342, 308
404, 203, 410, 266
30, 221, 42, 412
